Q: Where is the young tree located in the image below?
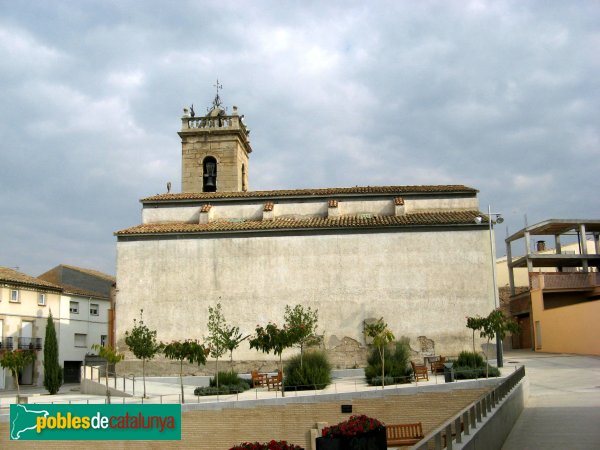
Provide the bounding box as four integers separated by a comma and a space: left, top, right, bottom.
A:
91, 344, 124, 403
43, 312, 62, 394
220, 325, 248, 372
479, 310, 520, 377
466, 315, 485, 354
249, 322, 294, 396
207, 302, 227, 389
364, 318, 395, 388
124, 309, 161, 398
162, 340, 208, 403
0, 349, 36, 396
284, 304, 321, 368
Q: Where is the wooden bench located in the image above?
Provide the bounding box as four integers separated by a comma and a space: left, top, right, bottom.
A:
267, 370, 282, 391
411, 361, 429, 381
386, 422, 424, 447
251, 370, 267, 388
430, 356, 446, 374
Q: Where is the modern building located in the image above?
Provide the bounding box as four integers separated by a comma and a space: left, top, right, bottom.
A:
114, 92, 497, 373
505, 220, 600, 355
0, 267, 62, 389
38, 265, 114, 382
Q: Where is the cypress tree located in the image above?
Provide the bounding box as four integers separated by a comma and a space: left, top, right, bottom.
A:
43, 312, 63, 394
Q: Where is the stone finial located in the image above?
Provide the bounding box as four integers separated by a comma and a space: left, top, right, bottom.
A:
199, 204, 213, 224
232, 105, 238, 115
263, 202, 274, 221
394, 197, 406, 216
328, 199, 340, 218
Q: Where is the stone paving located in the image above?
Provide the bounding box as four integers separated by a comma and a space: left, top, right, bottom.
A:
501, 350, 600, 450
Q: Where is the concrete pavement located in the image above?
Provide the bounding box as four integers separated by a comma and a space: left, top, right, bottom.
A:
501, 350, 600, 450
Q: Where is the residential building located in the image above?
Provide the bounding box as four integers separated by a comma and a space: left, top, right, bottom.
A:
38, 265, 114, 383
0, 267, 61, 389
505, 220, 600, 355
114, 92, 497, 374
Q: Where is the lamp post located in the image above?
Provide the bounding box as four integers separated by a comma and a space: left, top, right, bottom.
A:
486, 205, 504, 367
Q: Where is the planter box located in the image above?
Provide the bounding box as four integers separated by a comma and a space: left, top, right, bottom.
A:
316, 429, 387, 450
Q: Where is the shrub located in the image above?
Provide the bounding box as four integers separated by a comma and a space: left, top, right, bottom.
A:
284, 351, 331, 391
210, 371, 246, 387
365, 340, 412, 385
453, 365, 500, 379
369, 376, 395, 387
457, 351, 484, 368
195, 372, 250, 396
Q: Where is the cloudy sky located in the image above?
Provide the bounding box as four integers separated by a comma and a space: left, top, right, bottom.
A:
1, 0, 598, 277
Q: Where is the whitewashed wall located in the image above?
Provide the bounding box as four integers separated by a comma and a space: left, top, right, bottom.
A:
115, 228, 494, 367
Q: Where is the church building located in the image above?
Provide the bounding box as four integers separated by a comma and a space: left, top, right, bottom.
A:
114, 91, 496, 370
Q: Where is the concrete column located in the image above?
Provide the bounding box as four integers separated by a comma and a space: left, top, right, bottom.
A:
579, 223, 588, 272
506, 240, 515, 296
524, 231, 533, 274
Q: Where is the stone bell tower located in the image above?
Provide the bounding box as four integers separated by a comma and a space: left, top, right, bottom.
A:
179, 84, 252, 193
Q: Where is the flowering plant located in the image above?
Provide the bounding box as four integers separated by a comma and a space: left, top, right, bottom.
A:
229, 440, 303, 450
321, 415, 385, 438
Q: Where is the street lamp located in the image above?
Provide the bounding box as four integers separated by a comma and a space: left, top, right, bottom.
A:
476, 206, 504, 368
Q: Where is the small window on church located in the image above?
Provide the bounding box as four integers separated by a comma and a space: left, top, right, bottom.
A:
242, 164, 247, 191
203, 156, 217, 192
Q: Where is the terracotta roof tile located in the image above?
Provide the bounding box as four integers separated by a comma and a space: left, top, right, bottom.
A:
116, 210, 483, 236
328, 199, 338, 208
263, 202, 274, 212
394, 197, 405, 205
201, 204, 212, 213
142, 185, 477, 202
0, 267, 62, 290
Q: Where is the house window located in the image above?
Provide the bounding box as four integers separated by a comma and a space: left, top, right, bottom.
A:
70, 301, 79, 314
90, 303, 99, 316
74, 333, 87, 348
100, 335, 108, 347
38, 293, 46, 306
10, 290, 19, 302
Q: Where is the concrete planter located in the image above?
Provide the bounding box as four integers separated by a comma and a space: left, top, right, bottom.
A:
316, 429, 387, 450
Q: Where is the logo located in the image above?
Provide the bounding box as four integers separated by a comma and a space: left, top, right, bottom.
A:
10, 404, 181, 440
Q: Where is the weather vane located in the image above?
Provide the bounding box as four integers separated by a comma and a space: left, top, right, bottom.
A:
212, 78, 223, 108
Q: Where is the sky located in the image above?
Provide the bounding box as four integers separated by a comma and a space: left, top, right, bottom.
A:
1, 0, 599, 277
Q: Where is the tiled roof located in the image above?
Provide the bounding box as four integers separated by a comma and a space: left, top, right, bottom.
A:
116, 210, 483, 236
0, 267, 62, 290
142, 185, 478, 202
60, 264, 115, 282
59, 283, 110, 299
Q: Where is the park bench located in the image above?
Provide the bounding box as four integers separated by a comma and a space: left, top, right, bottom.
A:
251, 370, 267, 388
267, 370, 283, 391
411, 361, 429, 381
386, 422, 424, 447
430, 356, 446, 374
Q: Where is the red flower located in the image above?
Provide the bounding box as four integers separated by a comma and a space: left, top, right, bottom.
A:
321, 415, 384, 438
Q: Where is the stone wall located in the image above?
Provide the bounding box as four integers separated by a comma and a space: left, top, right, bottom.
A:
115, 228, 494, 371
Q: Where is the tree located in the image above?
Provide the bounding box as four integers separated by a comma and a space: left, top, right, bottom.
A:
479, 310, 520, 377
0, 349, 36, 396
249, 322, 294, 396
207, 302, 228, 390
162, 340, 208, 403
91, 344, 124, 403
466, 316, 485, 354
220, 325, 248, 371
43, 312, 62, 394
284, 304, 321, 368
364, 318, 395, 389
124, 309, 161, 398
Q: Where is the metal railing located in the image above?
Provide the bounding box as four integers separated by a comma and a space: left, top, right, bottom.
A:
17, 337, 42, 350
413, 365, 526, 449
0, 337, 14, 350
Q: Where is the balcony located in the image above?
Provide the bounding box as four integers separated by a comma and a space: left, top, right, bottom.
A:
530, 272, 600, 291
0, 337, 14, 350
17, 337, 43, 350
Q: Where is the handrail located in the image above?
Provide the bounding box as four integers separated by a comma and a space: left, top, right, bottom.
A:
413, 365, 526, 449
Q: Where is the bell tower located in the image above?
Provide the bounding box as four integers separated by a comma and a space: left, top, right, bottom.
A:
179, 83, 252, 193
